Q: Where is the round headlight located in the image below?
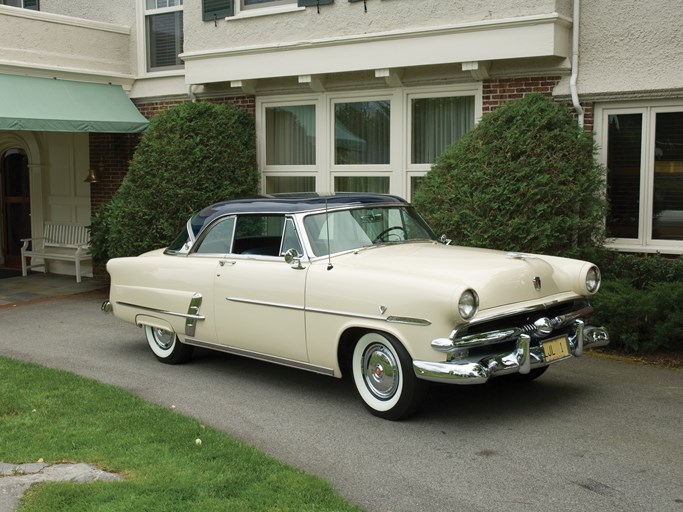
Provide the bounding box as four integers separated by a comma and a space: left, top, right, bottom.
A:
586, 266, 601, 293
458, 289, 479, 320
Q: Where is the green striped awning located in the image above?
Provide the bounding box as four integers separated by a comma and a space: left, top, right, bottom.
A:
0, 74, 148, 133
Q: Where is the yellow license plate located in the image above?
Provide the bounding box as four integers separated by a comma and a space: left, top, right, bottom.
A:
543, 336, 570, 362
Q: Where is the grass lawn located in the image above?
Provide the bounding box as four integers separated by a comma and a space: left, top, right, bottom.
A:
0, 356, 363, 512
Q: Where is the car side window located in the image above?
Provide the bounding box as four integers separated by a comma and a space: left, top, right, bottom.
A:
193, 217, 235, 255
281, 217, 304, 256
232, 214, 285, 256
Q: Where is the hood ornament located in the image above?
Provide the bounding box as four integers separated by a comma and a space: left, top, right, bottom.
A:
533, 276, 542, 291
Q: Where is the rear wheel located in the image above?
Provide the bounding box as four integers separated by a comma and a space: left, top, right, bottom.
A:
145, 325, 194, 364
351, 331, 426, 420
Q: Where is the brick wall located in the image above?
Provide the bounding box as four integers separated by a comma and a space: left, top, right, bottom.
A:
482, 76, 594, 131
89, 95, 256, 213
88, 94, 255, 278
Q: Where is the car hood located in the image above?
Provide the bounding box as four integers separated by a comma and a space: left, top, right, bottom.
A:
329, 242, 587, 309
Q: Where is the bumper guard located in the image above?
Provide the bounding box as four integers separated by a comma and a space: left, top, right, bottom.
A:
413, 319, 609, 385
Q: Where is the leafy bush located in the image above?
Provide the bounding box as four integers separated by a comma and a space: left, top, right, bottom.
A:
583, 250, 683, 352
591, 249, 683, 288
412, 93, 607, 255
90, 101, 259, 261
591, 278, 683, 352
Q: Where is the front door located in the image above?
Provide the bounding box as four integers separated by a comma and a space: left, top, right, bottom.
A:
213, 257, 309, 362
1, 149, 31, 268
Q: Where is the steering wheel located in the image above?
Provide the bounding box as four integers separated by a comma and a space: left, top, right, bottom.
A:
373, 226, 406, 243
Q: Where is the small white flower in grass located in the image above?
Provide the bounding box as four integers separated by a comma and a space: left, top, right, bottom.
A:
195, 438, 202, 447
171, 404, 176, 410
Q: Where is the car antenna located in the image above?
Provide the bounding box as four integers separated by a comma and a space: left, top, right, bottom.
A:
325, 196, 334, 270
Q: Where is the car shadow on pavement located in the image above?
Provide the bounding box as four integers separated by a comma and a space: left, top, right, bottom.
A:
174, 347, 595, 424
420, 374, 595, 422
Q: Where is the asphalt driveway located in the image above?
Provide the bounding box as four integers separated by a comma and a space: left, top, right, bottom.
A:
1, 292, 682, 512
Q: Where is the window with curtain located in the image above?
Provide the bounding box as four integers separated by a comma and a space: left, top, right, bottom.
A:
334, 100, 390, 165
265, 176, 316, 194
266, 105, 316, 166
146, 0, 184, 71
411, 96, 474, 164
334, 176, 389, 194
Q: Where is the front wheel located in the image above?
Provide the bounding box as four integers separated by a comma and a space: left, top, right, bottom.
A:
145, 325, 194, 364
351, 331, 426, 420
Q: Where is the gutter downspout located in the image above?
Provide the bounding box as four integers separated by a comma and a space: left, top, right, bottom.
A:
570, 0, 584, 128
188, 84, 197, 103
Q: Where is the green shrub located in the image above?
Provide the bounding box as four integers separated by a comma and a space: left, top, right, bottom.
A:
90, 101, 259, 261
591, 278, 683, 352
592, 249, 683, 288
413, 93, 607, 255
583, 250, 683, 353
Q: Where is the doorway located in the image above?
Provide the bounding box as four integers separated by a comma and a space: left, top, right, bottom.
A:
1, 148, 31, 268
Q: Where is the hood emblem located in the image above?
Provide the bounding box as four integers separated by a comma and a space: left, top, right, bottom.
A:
533, 276, 542, 291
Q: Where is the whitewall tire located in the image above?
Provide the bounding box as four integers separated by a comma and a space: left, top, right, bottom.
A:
144, 325, 194, 364
351, 331, 426, 420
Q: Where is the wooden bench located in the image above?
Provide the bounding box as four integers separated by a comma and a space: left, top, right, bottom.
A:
21, 222, 92, 283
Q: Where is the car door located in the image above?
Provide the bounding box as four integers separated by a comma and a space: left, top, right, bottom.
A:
212, 214, 309, 362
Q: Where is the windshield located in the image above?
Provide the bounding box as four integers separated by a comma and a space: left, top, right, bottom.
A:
303, 206, 436, 256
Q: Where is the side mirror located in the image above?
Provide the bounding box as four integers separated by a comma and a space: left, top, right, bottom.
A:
440, 234, 452, 246
284, 248, 304, 269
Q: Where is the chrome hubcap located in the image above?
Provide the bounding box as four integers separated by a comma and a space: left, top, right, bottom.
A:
362, 342, 399, 400
153, 328, 175, 350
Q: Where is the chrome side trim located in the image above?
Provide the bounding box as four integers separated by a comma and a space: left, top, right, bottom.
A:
115, 301, 206, 321
308, 307, 431, 326
228, 298, 431, 326
184, 337, 335, 377
386, 316, 432, 326
185, 293, 203, 337
227, 297, 304, 312
307, 307, 386, 322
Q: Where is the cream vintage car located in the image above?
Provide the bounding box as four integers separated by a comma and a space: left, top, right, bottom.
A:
103, 194, 609, 419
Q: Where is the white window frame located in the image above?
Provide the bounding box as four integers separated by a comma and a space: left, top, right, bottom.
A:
596, 100, 683, 254
138, 0, 184, 76
256, 84, 481, 199
231, 0, 301, 19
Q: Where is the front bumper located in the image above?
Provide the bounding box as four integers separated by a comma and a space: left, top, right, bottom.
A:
413, 319, 609, 385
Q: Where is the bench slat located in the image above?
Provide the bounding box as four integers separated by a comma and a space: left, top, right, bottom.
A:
21, 222, 91, 283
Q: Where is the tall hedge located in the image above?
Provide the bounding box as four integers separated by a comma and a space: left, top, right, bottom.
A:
412, 93, 607, 255
90, 101, 259, 261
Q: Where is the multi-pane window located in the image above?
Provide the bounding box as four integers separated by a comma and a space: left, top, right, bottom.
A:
242, 0, 295, 9
259, 87, 479, 198
602, 105, 683, 252
265, 105, 316, 166
145, 0, 183, 71
411, 96, 474, 164
334, 101, 390, 165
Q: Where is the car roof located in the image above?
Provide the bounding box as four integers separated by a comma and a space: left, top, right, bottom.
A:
201, 193, 408, 215
190, 193, 410, 236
